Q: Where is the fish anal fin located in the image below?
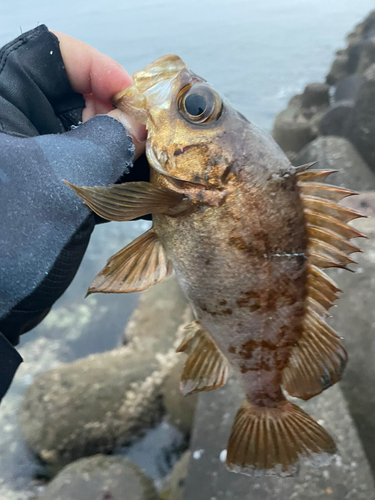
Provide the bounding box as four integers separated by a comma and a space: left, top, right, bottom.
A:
88, 227, 173, 294
226, 399, 336, 477
282, 310, 347, 400
63, 180, 191, 221
179, 325, 229, 396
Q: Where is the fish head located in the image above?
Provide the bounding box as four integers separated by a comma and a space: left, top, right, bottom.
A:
114, 55, 251, 188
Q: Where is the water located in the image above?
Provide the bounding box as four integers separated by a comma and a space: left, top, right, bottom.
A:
0, 1, 374, 498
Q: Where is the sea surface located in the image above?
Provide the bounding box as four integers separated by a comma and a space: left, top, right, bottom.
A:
0, 1, 374, 498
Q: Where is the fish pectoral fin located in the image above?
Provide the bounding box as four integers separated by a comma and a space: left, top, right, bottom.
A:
226, 399, 336, 477
178, 323, 229, 396
87, 227, 173, 294
282, 309, 347, 401
63, 180, 190, 221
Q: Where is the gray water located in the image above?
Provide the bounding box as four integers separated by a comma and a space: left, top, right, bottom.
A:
0, 1, 375, 498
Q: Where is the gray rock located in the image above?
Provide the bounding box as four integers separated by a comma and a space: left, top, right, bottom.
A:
327, 214, 375, 472
345, 63, 375, 171
272, 83, 329, 155
326, 50, 350, 86
37, 455, 159, 500
160, 451, 190, 500
357, 37, 375, 73
21, 277, 193, 468
301, 83, 330, 108
333, 75, 364, 103
21, 348, 163, 467
161, 359, 197, 436
294, 136, 375, 191
318, 101, 354, 137
123, 276, 192, 352
272, 106, 320, 155
184, 378, 375, 500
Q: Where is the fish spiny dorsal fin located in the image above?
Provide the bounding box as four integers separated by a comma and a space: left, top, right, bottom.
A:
177, 322, 229, 396
282, 166, 365, 401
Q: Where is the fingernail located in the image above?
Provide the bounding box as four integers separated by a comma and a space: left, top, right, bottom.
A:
118, 112, 147, 142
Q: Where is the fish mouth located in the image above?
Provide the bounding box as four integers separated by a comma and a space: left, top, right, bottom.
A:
113, 55, 189, 124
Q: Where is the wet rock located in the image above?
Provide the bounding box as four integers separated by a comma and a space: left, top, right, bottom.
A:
301, 83, 330, 108
345, 63, 375, 171
333, 74, 364, 103
159, 451, 190, 500
21, 277, 193, 469
327, 214, 375, 472
357, 37, 375, 73
161, 359, 197, 436
294, 136, 375, 191
184, 377, 375, 500
318, 101, 354, 137
37, 455, 159, 500
21, 348, 164, 467
123, 276, 192, 352
272, 82, 329, 156
326, 50, 350, 86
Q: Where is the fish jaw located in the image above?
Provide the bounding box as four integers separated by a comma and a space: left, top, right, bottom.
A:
113, 55, 194, 124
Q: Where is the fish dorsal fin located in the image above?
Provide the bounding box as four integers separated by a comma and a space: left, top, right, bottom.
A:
63, 180, 191, 221
87, 228, 173, 294
177, 321, 229, 396
282, 168, 365, 401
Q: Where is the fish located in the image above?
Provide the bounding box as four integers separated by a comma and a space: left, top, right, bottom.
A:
64, 54, 365, 477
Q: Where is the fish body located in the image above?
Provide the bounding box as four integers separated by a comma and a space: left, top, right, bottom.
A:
66, 55, 364, 477
153, 138, 307, 406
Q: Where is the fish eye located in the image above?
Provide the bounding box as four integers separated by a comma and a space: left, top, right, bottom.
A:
178, 85, 222, 124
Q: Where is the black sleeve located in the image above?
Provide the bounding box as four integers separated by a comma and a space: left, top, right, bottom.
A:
0, 24, 84, 136
0, 26, 149, 400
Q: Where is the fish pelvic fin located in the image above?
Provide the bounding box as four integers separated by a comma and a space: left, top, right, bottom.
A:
178, 322, 229, 396
63, 180, 191, 221
87, 227, 173, 294
283, 166, 365, 400
226, 399, 336, 477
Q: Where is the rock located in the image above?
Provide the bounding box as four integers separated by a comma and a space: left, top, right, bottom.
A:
301, 83, 330, 108
160, 451, 191, 500
123, 276, 192, 352
357, 37, 375, 73
294, 136, 375, 191
272, 106, 320, 155
333, 75, 364, 103
272, 83, 329, 155
326, 50, 349, 86
21, 276, 193, 469
318, 101, 354, 137
183, 377, 375, 500
345, 63, 375, 171
161, 359, 197, 436
327, 213, 375, 472
37, 455, 159, 500
361, 10, 375, 40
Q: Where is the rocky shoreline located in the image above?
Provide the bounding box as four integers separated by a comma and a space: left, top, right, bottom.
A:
4, 9, 375, 500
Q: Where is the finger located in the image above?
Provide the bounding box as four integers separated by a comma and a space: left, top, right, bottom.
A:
82, 95, 114, 121
51, 30, 132, 105
107, 109, 146, 160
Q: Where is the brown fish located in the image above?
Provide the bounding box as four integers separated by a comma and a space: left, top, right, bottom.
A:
64, 55, 364, 477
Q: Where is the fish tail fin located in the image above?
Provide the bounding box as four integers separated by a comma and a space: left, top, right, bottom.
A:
226, 399, 336, 477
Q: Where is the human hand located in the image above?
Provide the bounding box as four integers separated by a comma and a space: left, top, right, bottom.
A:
51, 31, 147, 160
